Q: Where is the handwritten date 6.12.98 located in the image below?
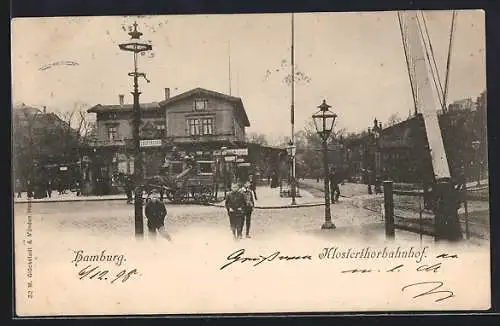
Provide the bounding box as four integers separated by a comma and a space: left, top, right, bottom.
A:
77, 264, 140, 284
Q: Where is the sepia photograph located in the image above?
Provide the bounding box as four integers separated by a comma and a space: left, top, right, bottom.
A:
11, 10, 490, 316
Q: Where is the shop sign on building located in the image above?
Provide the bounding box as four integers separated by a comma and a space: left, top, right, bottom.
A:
139, 139, 162, 148
224, 148, 248, 156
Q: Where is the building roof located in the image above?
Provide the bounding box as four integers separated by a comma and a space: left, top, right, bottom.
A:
13, 105, 69, 128
159, 87, 250, 127
87, 102, 161, 113
13, 105, 43, 118
87, 87, 250, 127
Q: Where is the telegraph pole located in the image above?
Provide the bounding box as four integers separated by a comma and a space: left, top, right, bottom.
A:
290, 13, 297, 205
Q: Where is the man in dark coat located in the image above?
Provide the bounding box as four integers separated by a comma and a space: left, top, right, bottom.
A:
15, 179, 22, 198
124, 174, 134, 204
26, 179, 33, 199
144, 189, 172, 241
328, 168, 341, 203
248, 173, 257, 201
225, 183, 247, 240
270, 171, 279, 188
46, 179, 52, 198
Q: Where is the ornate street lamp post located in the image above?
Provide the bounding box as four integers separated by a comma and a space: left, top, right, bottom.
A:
312, 99, 337, 230
118, 22, 153, 238
471, 140, 481, 186
372, 119, 382, 194
286, 140, 297, 205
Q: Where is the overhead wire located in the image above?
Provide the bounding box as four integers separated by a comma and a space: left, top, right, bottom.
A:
442, 10, 457, 114
415, 13, 444, 110
397, 11, 419, 116
420, 11, 446, 105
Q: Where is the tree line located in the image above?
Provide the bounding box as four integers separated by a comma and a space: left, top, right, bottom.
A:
245, 90, 487, 181
12, 103, 96, 187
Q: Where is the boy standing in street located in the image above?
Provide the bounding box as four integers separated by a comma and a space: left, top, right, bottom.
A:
224, 183, 246, 240
240, 181, 255, 238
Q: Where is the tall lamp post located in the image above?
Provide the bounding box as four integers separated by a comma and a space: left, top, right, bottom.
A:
286, 140, 297, 205
471, 140, 481, 186
312, 99, 337, 230
372, 119, 382, 193
118, 22, 153, 238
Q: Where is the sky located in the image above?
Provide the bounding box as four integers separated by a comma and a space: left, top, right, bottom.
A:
11, 11, 485, 145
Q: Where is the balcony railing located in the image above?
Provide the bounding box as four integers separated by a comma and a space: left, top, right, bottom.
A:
172, 133, 242, 143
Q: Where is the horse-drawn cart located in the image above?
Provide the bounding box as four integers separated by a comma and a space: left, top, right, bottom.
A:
143, 157, 218, 204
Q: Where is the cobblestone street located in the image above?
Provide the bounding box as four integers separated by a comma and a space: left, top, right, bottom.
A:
13, 179, 489, 246
14, 197, 382, 242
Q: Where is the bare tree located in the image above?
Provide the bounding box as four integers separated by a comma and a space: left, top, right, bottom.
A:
55, 102, 96, 153
245, 132, 269, 146
386, 113, 402, 127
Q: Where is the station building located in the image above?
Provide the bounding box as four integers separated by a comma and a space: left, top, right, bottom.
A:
82, 87, 286, 195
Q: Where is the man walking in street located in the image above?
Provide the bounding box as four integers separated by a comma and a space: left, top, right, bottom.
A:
15, 179, 22, 198
26, 179, 33, 199
225, 183, 246, 240
248, 173, 257, 201
46, 179, 52, 198
240, 181, 255, 238
328, 167, 341, 203
124, 174, 134, 204
144, 189, 172, 241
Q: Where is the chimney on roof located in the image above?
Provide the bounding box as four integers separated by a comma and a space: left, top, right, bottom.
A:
164, 88, 170, 100
119, 94, 124, 107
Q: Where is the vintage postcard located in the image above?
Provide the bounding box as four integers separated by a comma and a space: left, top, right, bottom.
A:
12, 10, 489, 316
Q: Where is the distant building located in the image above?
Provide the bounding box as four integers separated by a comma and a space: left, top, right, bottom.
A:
447, 98, 475, 112
345, 108, 482, 185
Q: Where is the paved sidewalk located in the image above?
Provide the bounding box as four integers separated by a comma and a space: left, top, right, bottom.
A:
209, 186, 323, 209
300, 178, 489, 196
13, 192, 127, 204
13, 186, 323, 208
299, 179, 368, 198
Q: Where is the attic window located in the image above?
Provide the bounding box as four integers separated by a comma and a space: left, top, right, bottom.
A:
194, 99, 208, 111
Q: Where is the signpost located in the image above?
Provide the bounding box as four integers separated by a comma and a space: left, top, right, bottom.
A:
224, 148, 248, 156
139, 139, 162, 148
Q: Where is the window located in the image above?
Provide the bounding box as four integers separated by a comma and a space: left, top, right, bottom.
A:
194, 99, 208, 111
156, 123, 166, 137
107, 125, 117, 141
188, 119, 201, 136
201, 118, 214, 135
187, 118, 214, 136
